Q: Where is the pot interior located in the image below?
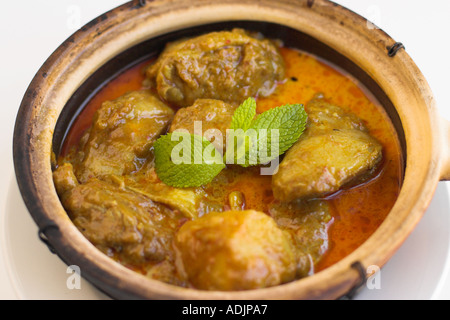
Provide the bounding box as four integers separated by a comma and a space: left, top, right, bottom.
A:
52, 20, 406, 165
47, 20, 408, 299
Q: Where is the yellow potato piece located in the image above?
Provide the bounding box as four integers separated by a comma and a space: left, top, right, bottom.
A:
174, 210, 296, 291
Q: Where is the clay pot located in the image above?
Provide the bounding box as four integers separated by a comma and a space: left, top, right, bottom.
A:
13, 0, 450, 299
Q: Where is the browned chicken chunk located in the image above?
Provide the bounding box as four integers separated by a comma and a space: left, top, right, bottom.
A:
269, 199, 332, 277
169, 99, 237, 152
71, 90, 174, 183
145, 29, 285, 107
272, 97, 382, 202
53, 164, 184, 266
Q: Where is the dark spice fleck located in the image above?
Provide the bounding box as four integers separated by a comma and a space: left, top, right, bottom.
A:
291, 77, 298, 82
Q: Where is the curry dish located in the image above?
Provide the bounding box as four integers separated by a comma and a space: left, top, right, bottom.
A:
53, 29, 403, 291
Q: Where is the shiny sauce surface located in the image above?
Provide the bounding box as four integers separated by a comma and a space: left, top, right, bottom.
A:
62, 46, 403, 273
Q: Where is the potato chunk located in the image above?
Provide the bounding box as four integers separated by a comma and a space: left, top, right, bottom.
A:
146, 29, 285, 107
272, 98, 382, 201
72, 90, 174, 183
174, 210, 296, 291
169, 99, 237, 152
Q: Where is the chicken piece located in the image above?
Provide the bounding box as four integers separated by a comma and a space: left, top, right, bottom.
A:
53, 162, 79, 195
54, 165, 184, 266
124, 167, 205, 219
169, 99, 237, 153
272, 98, 382, 202
269, 200, 332, 277
72, 90, 174, 183
174, 210, 296, 291
145, 28, 285, 107
305, 97, 368, 134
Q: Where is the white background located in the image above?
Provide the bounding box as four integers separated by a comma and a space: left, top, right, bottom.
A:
0, 0, 449, 299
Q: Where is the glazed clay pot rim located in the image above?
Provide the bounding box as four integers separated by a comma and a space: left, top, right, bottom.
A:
13, 0, 450, 299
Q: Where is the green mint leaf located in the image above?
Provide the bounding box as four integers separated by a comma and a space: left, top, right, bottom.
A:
154, 132, 225, 188
230, 97, 257, 131
224, 130, 252, 166
234, 103, 307, 166
251, 103, 307, 154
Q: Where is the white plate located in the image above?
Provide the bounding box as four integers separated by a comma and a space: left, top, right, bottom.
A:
2, 174, 449, 299
1, 0, 450, 300
354, 183, 450, 299
2, 176, 110, 300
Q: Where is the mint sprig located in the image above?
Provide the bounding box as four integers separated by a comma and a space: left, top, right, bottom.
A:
153, 132, 225, 188
248, 103, 307, 164
226, 100, 307, 166
230, 97, 256, 130
153, 98, 307, 188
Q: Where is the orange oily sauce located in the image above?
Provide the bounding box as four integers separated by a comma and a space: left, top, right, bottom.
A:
62, 47, 403, 274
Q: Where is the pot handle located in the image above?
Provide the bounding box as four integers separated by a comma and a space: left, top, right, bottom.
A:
440, 118, 450, 181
